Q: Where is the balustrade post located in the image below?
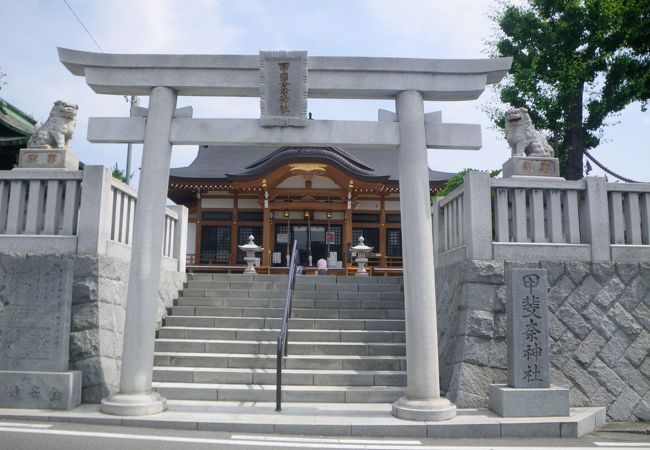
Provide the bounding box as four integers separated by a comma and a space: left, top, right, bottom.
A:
583, 177, 611, 261
431, 198, 440, 263
77, 165, 113, 255
464, 171, 493, 259
169, 205, 188, 272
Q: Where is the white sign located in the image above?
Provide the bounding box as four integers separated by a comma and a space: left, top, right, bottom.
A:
272, 252, 282, 264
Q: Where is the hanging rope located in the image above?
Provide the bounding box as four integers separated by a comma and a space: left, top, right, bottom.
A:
583, 150, 640, 183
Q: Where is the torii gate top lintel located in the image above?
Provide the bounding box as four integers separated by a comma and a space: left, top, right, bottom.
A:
58, 47, 511, 100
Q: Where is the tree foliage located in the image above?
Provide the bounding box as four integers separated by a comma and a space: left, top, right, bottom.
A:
434, 168, 501, 198
111, 163, 129, 183
488, 0, 650, 180
0, 67, 7, 91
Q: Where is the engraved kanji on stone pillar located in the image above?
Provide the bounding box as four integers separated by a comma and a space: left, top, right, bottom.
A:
506, 268, 551, 388
259, 51, 308, 127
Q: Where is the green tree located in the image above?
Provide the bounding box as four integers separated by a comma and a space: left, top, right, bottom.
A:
0, 67, 7, 90
434, 168, 501, 198
488, 0, 650, 180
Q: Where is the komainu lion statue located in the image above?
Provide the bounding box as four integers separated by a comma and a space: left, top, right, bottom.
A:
505, 107, 554, 158
27, 100, 78, 149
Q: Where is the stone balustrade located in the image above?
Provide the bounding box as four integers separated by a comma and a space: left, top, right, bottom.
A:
0, 165, 187, 272
433, 172, 650, 266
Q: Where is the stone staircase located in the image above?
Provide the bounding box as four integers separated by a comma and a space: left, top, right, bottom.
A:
152, 273, 406, 404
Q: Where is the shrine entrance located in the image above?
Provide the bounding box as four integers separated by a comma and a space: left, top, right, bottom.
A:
274, 223, 341, 267
59, 47, 511, 420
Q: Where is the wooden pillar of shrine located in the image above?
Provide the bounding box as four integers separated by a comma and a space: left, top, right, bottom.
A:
379, 195, 387, 266
262, 207, 271, 267
194, 191, 202, 263
229, 192, 239, 265
343, 189, 353, 265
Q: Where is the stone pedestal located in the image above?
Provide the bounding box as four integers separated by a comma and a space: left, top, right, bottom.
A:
17, 148, 79, 170
489, 384, 570, 417
502, 156, 561, 179
0, 371, 81, 410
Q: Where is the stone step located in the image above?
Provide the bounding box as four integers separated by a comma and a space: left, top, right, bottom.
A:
174, 297, 404, 310
152, 367, 406, 386
188, 274, 403, 284
154, 352, 406, 370
158, 327, 405, 343
185, 279, 404, 290
4, 400, 605, 438
153, 382, 405, 403
180, 286, 403, 299
180, 289, 285, 299
180, 290, 404, 301
154, 339, 406, 356
163, 316, 405, 331
170, 306, 405, 320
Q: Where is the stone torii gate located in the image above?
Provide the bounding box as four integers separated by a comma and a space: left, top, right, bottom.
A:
59, 48, 511, 420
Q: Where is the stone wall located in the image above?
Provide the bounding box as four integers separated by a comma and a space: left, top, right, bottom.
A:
437, 259, 650, 422
0, 254, 185, 403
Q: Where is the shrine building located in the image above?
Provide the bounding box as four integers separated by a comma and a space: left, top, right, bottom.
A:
168, 145, 453, 273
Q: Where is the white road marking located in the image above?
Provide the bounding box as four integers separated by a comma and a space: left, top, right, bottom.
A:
0, 421, 52, 429
594, 443, 650, 448
231, 434, 422, 445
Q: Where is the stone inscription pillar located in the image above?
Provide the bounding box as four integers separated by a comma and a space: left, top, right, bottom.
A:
101, 86, 178, 415
392, 90, 456, 421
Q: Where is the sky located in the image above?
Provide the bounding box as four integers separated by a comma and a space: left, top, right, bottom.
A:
1, 0, 648, 189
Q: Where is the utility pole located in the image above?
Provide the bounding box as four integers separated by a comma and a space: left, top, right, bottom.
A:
125, 95, 139, 185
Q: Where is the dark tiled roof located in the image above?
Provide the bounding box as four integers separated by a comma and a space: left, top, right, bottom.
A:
0, 98, 36, 147
170, 146, 454, 183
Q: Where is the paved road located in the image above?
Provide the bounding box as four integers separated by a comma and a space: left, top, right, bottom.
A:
0, 420, 648, 450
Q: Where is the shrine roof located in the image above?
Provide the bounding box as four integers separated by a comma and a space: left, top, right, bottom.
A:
169, 145, 455, 183
0, 98, 37, 146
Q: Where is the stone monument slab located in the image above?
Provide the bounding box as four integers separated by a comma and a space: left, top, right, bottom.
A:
0, 257, 73, 372
259, 51, 308, 127
0, 257, 81, 410
0, 370, 81, 410
506, 268, 550, 388
502, 156, 561, 179
490, 268, 570, 418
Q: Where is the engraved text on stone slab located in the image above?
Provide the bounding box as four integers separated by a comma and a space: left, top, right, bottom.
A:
506, 268, 551, 388
0, 258, 73, 372
259, 51, 308, 127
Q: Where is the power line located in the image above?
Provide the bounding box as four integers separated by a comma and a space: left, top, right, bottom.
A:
62, 0, 104, 53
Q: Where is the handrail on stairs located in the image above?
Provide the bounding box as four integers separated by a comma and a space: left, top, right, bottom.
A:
276, 240, 298, 412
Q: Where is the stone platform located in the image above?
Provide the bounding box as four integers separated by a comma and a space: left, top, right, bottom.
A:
0, 401, 605, 438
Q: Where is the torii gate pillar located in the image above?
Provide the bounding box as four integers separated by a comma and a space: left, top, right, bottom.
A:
392, 90, 456, 420
100, 86, 177, 415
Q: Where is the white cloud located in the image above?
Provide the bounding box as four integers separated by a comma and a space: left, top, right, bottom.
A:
1, 0, 647, 182
364, 0, 497, 58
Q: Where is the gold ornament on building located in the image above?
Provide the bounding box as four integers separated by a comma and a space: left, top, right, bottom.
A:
289, 163, 327, 175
